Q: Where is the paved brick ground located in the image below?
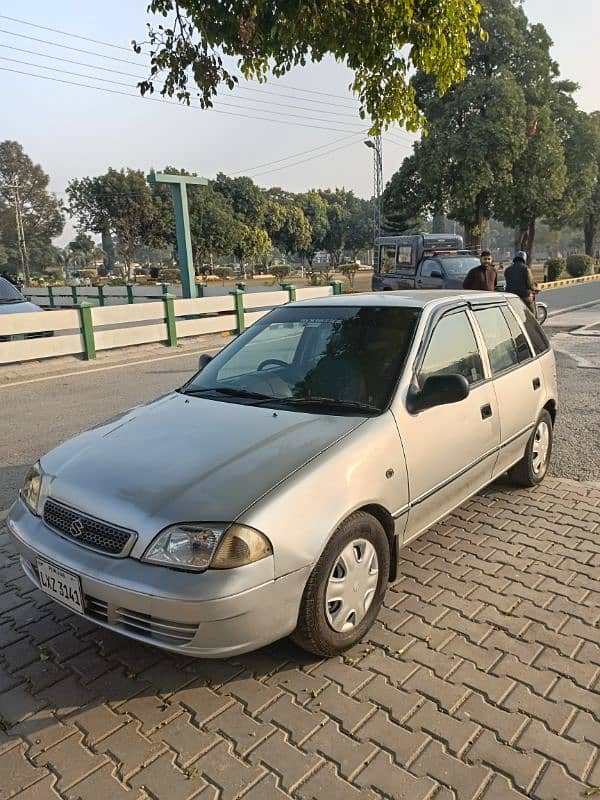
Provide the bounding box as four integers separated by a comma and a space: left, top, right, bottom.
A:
0, 476, 598, 799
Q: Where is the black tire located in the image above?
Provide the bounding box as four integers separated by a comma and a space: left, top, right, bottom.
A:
291, 511, 390, 657
508, 409, 553, 487
536, 303, 548, 325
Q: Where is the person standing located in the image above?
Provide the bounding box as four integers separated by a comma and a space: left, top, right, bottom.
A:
462, 251, 497, 291
505, 250, 536, 313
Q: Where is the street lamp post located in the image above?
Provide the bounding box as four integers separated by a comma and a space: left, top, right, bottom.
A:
364, 137, 383, 264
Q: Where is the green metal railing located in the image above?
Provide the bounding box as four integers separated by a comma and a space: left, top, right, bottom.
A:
29, 283, 338, 360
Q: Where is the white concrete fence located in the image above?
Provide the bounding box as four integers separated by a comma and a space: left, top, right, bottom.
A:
0, 286, 334, 366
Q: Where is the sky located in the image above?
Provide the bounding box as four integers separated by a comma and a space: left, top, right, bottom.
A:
0, 1, 598, 245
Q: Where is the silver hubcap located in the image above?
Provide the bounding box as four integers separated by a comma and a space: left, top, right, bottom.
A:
532, 420, 550, 474
325, 539, 379, 632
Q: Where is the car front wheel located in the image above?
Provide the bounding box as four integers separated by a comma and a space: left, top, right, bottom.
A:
508, 409, 553, 486
291, 511, 390, 657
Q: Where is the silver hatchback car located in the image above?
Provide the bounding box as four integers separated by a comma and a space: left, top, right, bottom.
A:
8, 291, 557, 658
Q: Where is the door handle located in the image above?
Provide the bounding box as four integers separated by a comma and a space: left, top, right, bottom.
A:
481, 403, 493, 420
532, 377, 541, 390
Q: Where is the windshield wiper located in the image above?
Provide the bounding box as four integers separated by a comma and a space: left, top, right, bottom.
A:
181, 386, 272, 401
271, 396, 381, 414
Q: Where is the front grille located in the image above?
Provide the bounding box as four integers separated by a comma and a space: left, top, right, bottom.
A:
43, 499, 136, 556
86, 594, 197, 645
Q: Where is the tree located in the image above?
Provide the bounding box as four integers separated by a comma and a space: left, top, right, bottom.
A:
264, 202, 311, 259
320, 194, 351, 267
67, 169, 159, 280
190, 187, 244, 273
494, 103, 567, 263
213, 173, 265, 225
386, 0, 572, 251
0, 141, 64, 281
134, 0, 482, 132
382, 153, 429, 234
68, 232, 97, 269
345, 195, 373, 259
547, 109, 600, 257
584, 115, 600, 256
297, 191, 329, 268
233, 225, 271, 278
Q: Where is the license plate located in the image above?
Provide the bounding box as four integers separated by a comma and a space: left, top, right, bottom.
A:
36, 558, 84, 614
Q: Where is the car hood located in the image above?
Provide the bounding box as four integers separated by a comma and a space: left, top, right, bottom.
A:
41, 392, 363, 540
0, 301, 42, 314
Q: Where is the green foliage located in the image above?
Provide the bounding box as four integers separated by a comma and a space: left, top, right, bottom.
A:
0, 140, 64, 280
134, 0, 482, 132
270, 265, 290, 280
545, 257, 564, 281
339, 261, 359, 288
566, 254, 593, 277
67, 169, 158, 280
215, 267, 231, 285
234, 225, 271, 276
386, 0, 581, 256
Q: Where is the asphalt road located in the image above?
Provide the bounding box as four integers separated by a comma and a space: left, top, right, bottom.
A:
1, 291, 598, 512
541, 279, 600, 311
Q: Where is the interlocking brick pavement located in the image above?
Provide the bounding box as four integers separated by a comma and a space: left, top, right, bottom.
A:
1, 476, 599, 799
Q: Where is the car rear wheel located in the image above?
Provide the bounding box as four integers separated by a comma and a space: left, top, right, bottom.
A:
508, 409, 553, 486
291, 511, 390, 656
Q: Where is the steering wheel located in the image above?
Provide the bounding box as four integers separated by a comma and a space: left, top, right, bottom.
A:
257, 359, 288, 371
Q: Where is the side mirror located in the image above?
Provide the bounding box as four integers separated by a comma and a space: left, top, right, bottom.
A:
408, 373, 469, 413
430, 270, 443, 279
198, 353, 213, 371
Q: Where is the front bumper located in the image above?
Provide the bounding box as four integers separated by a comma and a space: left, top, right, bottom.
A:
7, 499, 309, 657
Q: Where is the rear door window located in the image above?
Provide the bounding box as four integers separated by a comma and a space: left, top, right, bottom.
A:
501, 306, 533, 362
507, 298, 550, 355
474, 307, 519, 375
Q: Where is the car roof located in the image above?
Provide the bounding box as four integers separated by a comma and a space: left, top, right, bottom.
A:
293, 290, 505, 310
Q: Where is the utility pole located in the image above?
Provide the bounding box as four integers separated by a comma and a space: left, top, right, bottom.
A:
4, 177, 31, 285
364, 136, 383, 259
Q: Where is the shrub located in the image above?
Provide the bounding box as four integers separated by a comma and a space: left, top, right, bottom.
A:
271, 265, 290, 281
566, 254, 593, 278
545, 257, 564, 282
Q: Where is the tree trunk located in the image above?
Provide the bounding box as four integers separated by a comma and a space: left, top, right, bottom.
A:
583, 213, 596, 257
525, 218, 536, 266
464, 222, 482, 251
101, 228, 115, 270
432, 210, 447, 234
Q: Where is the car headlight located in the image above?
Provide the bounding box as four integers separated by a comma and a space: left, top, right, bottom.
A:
142, 523, 272, 571
21, 461, 43, 516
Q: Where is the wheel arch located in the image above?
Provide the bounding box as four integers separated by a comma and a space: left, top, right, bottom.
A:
543, 399, 557, 425
357, 503, 398, 582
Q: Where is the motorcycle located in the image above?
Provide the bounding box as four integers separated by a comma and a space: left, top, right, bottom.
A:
497, 279, 547, 325
531, 290, 548, 325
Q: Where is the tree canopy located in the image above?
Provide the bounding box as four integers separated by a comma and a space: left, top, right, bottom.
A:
383, 0, 599, 260
134, 0, 482, 131
0, 140, 64, 280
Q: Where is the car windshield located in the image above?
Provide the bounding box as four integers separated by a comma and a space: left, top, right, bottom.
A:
0, 277, 25, 304
181, 305, 420, 414
439, 257, 482, 276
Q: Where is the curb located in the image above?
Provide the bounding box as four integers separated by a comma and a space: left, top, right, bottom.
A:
539, 273, 600, 290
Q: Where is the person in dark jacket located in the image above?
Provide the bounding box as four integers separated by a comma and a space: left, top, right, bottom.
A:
505, 251, 535, 313
462, 251, 497, 291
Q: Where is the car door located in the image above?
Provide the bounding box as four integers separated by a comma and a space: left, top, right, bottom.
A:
417, 259, 444, 289
471, 303, 544, 476
394, 308, 500, 541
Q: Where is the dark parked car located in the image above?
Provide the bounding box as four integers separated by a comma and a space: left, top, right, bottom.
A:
0, 277, 51, 342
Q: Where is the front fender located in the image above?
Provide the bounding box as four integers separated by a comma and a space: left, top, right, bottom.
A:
239, 411, 409, 578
